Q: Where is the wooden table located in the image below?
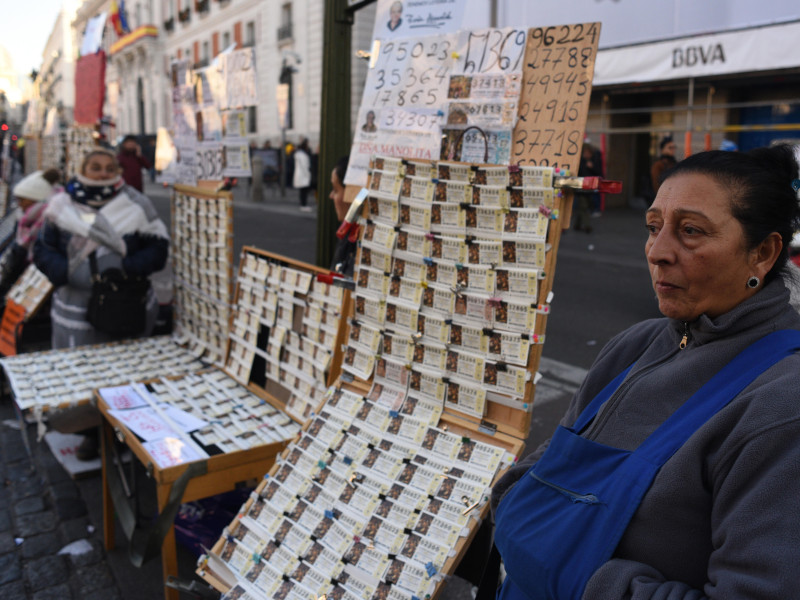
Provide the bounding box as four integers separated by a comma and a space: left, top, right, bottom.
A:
98, 394, 290, 600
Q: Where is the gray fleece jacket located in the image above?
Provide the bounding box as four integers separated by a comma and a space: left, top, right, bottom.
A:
491, 277, 800, 599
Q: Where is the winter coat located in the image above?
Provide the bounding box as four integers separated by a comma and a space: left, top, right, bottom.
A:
34, 185, 168, 349
492, 277, 800, 599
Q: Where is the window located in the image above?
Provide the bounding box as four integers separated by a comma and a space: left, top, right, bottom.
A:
222, 31, 230, 49
202, 41, 210, 63
278, 4, 292, 41
248, 106, 257, 134
244, 21, 255, 47
281, 3, 292, 27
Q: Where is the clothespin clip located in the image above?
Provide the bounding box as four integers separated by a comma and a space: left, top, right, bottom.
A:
324, 510, 335, 520
316, 272, 343, 285
538, 205, 553, 218
425, 232, 436, 240
508, 164, 521, 173
436, 110, 445, 118
423, 257, 434, 266
252, 552, 262, 564
450, 284, 464, 298
389, 410, 400, 418
425, 562, 439, 577
461, 495, 481, 515
792, 179, 800, 192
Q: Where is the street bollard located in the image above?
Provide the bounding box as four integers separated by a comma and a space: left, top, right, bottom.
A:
251, 154, 264, 202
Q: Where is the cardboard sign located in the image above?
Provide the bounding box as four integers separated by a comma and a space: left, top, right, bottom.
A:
511, 22, 601, 172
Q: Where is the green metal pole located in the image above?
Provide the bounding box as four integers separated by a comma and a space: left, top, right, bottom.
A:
316, 0, 353, 269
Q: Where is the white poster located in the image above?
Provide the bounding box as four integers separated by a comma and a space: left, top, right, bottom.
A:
345, 27, 526, 186
220, 48, 258, 109
372, 0, 468, 41
222, 110, 247, 140
80, 13, 107, 56
223, 143, 252, 177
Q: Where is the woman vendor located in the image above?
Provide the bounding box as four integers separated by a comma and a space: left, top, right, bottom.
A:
33, 149, 169, 460
489, 145, 800, 599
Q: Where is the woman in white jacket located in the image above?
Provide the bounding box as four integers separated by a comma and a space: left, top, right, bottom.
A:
292, 138, 313, 212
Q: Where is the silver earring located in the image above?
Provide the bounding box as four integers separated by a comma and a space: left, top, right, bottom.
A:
746, 276, 760, 289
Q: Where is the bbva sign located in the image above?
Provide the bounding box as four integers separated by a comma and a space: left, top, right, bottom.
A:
672, 44, 726, 68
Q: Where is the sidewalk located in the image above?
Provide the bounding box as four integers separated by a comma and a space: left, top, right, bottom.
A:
0, 404, 124, 599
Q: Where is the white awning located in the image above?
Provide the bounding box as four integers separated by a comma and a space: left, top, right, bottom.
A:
594, 20, 800, 87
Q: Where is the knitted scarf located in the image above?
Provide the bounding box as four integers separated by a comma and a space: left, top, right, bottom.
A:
16, 201, 49, 258
66, 174, 125, 208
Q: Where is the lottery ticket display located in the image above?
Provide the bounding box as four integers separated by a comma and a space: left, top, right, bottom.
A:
172, 188, 234, 363
5, 264, 53, 315
343, 156, 553, 418
201, 386, 514, 600
108, 370, 303, 462
224, 249, 344, 424
0, 336, 205, 412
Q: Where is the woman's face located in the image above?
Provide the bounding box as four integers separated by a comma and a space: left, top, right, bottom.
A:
645, 172, 770, 321
83, 153, 119, 181
330, 169, 347, 222
390, 4, 402, 25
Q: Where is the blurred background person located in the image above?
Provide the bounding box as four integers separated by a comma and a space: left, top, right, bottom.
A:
117, 135, 152, 192
0, 168, 62, 300
293, 137, 313, 212
650, 135, 678, 197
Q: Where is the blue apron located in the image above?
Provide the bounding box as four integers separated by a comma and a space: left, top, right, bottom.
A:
494, 329, 800, 600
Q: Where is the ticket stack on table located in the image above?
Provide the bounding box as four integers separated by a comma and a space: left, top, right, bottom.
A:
100, 370, 304, 469
0, 336, 206, 413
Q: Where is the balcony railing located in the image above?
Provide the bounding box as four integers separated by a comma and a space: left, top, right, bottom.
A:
195, 0, 209, 13
277, 23, 293, 41
178, 7, 190, 23
163, 17, 174, 32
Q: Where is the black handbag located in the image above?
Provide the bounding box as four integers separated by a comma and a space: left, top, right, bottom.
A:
86, 251, 150, 337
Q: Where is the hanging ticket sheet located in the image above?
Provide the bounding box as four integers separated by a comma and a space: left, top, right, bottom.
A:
345, 27, 527, 187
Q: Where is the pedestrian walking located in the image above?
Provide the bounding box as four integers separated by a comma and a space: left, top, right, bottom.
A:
293, 138, 313, 212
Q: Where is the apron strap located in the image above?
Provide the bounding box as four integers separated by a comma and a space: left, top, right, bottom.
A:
572, 363, 634, 433
638, 329, 800, 464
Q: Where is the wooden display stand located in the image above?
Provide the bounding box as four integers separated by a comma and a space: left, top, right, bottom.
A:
98, 247, 346, 600
97, 380, 294, 600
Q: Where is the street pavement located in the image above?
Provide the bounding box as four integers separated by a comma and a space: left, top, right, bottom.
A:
0, 178, 651, 599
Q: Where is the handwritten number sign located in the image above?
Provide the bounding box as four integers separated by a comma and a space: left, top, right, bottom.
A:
345, 23, 600, 185
512, 22, 601, 172
196, 142, 224, 181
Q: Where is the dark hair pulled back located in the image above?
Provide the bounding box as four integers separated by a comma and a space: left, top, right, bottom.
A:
663, 145, 800, 283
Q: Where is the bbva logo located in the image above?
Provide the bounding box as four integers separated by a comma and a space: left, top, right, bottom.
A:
672, 44, 726, 68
